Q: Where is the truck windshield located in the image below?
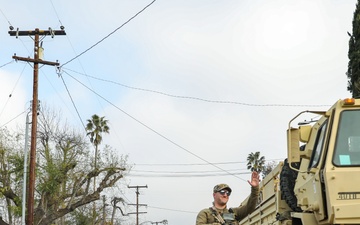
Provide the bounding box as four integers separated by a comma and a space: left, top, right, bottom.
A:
333, 110, 360, 166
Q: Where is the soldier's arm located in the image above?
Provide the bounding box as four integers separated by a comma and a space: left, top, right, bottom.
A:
232, 186, 260, 221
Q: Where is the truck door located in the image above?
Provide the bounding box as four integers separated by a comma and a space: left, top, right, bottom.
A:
294, 119, 328, 221
307, 121, 328, 221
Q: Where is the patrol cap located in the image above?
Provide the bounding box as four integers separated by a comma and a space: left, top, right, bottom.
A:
213, 183, 232, 193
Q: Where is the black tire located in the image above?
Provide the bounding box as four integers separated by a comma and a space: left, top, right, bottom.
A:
280, 159, 302, 212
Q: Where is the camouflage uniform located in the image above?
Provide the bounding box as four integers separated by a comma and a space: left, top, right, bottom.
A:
196, 186, 259, 225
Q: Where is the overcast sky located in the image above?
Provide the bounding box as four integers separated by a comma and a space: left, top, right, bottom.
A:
0, 0, 357, 224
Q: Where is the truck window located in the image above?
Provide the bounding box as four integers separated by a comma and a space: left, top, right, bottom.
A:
333, 110, 360, 166
309, 122, 328, 169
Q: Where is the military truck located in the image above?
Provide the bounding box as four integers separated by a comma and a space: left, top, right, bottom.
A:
239, 98, 360, 225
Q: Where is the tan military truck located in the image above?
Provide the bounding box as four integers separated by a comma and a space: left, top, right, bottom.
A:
239, 98, 360, 225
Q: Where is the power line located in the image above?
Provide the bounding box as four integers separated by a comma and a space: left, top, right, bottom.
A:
128, 172, 251, 178
49, 0, 120, 141
0, 62, 28, 122
61, 69, 286, 183
58, 71, 112, 169
0, 60, 14, 68
0, 110, 26, 128
39, 68, 80, 124
62, 68, 330, 108
0, 8, 13, 27
118, 192, 197, 216
117, 192, 196, 219
52, 0, 160, 157
148, 205, 197, 214
61, 0, 157, 67
58, 29, 129, 154
135, 162, 248, 166
62, 70, 249, 183
130, 168, 249, 173
59, 73, 86, 131
134, 158, 284, 166
49, 0, 128, 157
0, 6, 32, 55
49, 0, 64, 27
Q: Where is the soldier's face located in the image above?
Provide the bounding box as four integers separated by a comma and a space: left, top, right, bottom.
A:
213, 190, 230, 206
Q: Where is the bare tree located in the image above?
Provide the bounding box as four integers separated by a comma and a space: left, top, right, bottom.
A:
0, 105, 129, 225
110, 197, 127, 225
261, 161, 278, 179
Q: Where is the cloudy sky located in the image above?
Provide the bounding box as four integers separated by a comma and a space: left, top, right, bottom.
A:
0, 0, 357, 224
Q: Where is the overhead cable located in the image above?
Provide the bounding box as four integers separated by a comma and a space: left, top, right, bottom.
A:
0, 110, 26, 128
130, 168, 249, 173
62, 70, 249, 183
59, 73, 86, 131
134, 158, 284, 166
49, 0, 64, 27
0, 60, 14, 69
50, 0, 120, 143
0, 7, 13, 27
61, 0, 157, 67
0, 62, 27, 121
62, 68, 330, 108
148, 205, 197, 214
128, 172, 251, 177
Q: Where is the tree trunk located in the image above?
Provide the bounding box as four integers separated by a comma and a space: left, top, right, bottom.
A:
5, 198, 12, 225
0, 217, 8, 225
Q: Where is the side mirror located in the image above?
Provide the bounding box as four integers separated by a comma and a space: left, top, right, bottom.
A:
288, 128, 300, 163
299, 125, 312, 143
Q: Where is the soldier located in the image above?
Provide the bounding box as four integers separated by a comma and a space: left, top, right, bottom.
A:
196, 171, 260, 225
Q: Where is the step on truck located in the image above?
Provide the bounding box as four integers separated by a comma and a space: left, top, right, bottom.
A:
239, 98, 360, 225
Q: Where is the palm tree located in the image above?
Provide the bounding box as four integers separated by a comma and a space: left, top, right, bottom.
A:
85, 114, 109, 225
86, 114, 110, 169
247, 151, 265, 174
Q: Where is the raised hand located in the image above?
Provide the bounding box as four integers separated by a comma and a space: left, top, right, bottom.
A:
247, 171, 260, 187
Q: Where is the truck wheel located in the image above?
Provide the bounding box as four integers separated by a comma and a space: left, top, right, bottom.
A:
280, 159, 302, 212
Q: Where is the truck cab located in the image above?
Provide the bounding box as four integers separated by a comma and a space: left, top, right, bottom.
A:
289, 98, 360, 224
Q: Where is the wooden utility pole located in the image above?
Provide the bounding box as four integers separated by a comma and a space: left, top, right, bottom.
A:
128, 185, 148, 225
8, 27, 66, 225
102, 195, 107, 225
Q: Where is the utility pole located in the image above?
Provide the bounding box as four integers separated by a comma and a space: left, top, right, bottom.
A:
21, 110, 31, 225
102, 195, 107, 225
128, 185, 148, 225
8, 27, 66, 225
